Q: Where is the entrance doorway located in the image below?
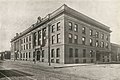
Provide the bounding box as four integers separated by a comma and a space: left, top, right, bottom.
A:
36, 51, 40, 61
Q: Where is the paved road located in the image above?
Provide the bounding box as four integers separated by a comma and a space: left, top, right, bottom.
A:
0, 60, 87, 80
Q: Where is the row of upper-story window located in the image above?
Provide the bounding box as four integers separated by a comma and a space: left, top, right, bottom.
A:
21, 35, 31, 44
68, 21, 109, 41
69, 48, 94, 58
21, 43, 31, 50
51, 22, 61, 33
68, 33, 109, 48
51, 48, 60, 58
52, 33, 61, 44
33, 27, 46, 46
21, 27, 46, 46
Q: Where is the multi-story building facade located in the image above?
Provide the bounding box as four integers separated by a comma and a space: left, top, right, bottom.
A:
11, 4, 112, 64
111, 43, 120, 62
0, 51, 11, 60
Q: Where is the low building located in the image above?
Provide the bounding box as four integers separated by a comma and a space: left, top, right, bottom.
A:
111, 43, 120, 62
11, 4, 112, 64
0, 51, 11, 60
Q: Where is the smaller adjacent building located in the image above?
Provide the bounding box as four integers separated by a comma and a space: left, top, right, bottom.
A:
0, 51, 11, 60
111, 43, 120, 62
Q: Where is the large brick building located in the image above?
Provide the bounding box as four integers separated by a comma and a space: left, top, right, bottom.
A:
11, 4, 112, 64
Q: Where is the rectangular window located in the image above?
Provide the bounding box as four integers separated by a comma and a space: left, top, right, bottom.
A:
75, 49, 78, 57
69, 48, 73, 57
42, 28, 46, 46
51, 49, 55, 57
42, 50, 44, 58
82, 37, 86, 45
74, 35, 78, 44
26, 52, 28, 58
75, 59, 79, 63
90, 29, 93, 36
96, 32, 99, 38
106, 35, 109, 41
23, 53, 25, 58
74, 24, 78, 32
90, 50, 94, 57
100, 41, 104, 48
34, 32, 37, 46
29, 43, 31, 49
83, 49, 86, 57
26, 37, 28, 42
57, 22, 60, 31
52, 25, 55, 33
51, 59, 54, 63
56, 59, 60, 63
107, 59, 109, 62
24, 45, 25, 50
56, 48, 60, 57
82, 27, 86, 34
69, 22, 72, 30
69, 33, 72, 43
96, 40, 99, 47
29, 36, 31, 41
24, 38, 25, 43
106, 43, 109, 48
42, 59, 44, 62
38, 30, 41, 45
101, 34, 104, 39
29, 52, 31, 58
52, 35, 55, 44
26, 44, 28, 49
33, 52, 35, 58
57, 34, 61, 43
90, 38, 93, 46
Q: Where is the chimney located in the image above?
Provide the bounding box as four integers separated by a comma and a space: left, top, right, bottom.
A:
16, 33, 19, 36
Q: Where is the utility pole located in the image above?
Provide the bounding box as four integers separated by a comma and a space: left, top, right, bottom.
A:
93, 34, 97, 64
48, 24, 51, 66
48, 14, 51, 66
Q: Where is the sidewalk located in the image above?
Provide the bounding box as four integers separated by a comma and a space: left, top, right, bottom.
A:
7, 60, 94, 69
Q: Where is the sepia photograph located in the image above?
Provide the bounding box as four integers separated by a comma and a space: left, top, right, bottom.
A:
0, 0, 120, 80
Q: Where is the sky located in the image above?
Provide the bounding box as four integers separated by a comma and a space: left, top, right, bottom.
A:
0, 0, 120, 52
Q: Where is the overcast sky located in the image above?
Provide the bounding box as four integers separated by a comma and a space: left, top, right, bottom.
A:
0, 0, 120, 52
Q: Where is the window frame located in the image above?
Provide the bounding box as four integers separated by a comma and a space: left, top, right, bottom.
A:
57, 33, 61, 43
74, 24, 78, 32
69, 33, 72, 43
69, 22, 72, 30
57, 22, 60, 31
82, 37, 86, 45
82, 27, 86, 34
69, 48, 73, 57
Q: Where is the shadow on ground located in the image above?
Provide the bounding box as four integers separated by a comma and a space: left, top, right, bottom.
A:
0, 69, 33, 78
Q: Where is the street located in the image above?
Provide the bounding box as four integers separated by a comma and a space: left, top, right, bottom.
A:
0, 60, 87, 80
1, 60, 120, 80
